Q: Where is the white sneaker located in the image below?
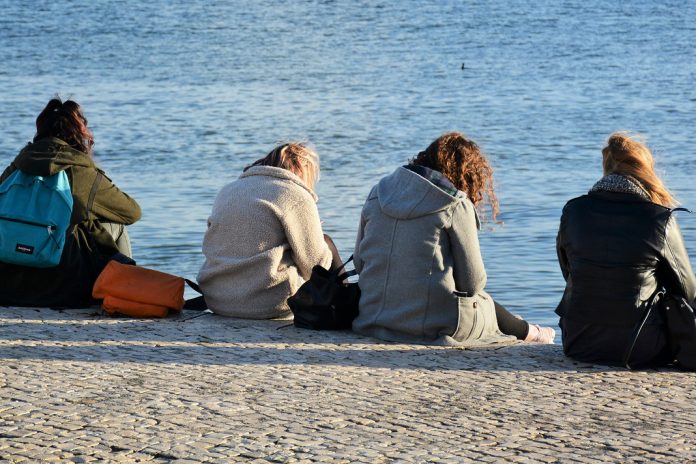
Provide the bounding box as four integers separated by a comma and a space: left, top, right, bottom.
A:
525, 324, 556, 344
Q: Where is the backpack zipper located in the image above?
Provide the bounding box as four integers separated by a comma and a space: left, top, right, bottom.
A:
0, 216, 56, 233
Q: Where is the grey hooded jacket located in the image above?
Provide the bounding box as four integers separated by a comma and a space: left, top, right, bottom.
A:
353, 166, 515, 346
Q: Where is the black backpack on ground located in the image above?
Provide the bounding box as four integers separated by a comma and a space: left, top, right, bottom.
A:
287, 256, 360, 330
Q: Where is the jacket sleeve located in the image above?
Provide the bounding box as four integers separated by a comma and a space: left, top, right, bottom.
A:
446, 200, 487, 295
91, 170, 142, 225
354, 187, 378, 274
353, 212, 366, 273
282, 198, 333, 280
557, 210, 570, 281
660, 214, 696, 301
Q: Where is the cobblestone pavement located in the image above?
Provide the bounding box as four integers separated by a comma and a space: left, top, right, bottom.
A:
0, 308, 694, 463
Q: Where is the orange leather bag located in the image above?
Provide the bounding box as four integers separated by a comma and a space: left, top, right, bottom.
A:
92, 261, 205, 318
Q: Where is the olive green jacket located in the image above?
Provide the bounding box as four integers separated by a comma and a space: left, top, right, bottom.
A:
0, 137, 141, 307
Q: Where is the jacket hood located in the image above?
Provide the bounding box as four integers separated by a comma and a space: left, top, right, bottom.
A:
377, 166, 461, 219
13, 137, 95, 176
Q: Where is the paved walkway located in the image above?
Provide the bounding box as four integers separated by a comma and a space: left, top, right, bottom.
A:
0, 308, 694, 463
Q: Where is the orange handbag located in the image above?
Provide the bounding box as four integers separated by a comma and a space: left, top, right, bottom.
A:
92, 260, 206, 318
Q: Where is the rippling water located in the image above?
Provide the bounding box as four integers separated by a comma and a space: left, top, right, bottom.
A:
1, 1, 694, 326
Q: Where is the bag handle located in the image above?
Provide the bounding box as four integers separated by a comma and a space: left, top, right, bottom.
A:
335, 255, 358, 282
334, 254, 353, 274
624, 287, 665, 369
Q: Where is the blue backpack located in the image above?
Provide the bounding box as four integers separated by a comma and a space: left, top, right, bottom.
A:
0, 169, 74, 267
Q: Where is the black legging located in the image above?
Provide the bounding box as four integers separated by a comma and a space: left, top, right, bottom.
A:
495, 301, 530, 340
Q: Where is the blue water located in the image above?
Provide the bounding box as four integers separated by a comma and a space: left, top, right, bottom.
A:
1, 1, 694, 327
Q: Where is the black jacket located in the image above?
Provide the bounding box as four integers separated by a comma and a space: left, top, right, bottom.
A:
0, 138, 141, 307
556, 190, 696, 364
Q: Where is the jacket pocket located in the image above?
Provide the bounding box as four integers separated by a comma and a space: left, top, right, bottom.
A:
453, 295, 482, 341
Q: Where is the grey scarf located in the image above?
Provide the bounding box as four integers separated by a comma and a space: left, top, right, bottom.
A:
589, 174, 651, 201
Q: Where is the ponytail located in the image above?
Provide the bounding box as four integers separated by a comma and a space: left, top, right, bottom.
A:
34, 97, 94, 154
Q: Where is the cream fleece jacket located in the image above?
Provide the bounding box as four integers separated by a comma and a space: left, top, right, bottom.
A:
197, 166, 333, 318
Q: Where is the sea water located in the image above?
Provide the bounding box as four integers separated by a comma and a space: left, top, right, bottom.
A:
0, 0, 694, 326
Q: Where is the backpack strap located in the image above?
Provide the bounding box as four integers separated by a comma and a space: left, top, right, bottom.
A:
335, 255, 358, 282
87, 172, 104, 214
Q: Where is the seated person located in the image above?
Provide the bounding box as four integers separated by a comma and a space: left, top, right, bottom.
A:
353, 132, 555, 345
0, 98, 141, 307
198, 143, 340, 318
556, 132, 696, 367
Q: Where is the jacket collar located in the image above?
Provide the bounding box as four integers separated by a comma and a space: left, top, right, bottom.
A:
589, 174, 651, 201
15, 137, 95, 177
240, 165, 318, 202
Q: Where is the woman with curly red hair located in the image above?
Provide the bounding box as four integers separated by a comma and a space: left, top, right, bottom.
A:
353, 132, 554, 345
0, 98, 141, 307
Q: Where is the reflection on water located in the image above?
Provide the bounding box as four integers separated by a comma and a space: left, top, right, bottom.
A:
1, 0, 694, 327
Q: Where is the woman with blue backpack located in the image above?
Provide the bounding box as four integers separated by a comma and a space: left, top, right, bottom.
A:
0, 98, 141, 307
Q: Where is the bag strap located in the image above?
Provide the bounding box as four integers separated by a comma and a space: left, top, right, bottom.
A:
87, 172, 104, 213
334, 255, 353, 274
335, 255, 357, 282
183, 279, 208, 311
624, 287, 665, 369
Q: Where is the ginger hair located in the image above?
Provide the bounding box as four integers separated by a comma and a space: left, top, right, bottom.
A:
411, 132, 499, 222
602, 132, 676, 207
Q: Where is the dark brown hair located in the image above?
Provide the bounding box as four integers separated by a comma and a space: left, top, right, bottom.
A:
411, 132, 499, 222
34, 98, 94, 154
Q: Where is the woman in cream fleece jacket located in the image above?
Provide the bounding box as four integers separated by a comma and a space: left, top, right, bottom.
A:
198, 143, 335, 318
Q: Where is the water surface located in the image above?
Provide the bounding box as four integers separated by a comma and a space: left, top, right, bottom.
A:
1, 0, 694, 327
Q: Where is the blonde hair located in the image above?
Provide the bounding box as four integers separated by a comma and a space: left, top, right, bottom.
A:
601, 132, 677, 208
248, 142, 320, 190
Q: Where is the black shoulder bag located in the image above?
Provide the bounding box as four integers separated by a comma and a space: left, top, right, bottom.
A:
625, 288, 696, 371
663, 296, 696, 370
287, 255, 360, 330
623, 288, 664, 369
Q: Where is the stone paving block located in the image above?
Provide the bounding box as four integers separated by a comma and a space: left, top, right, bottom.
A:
1, 308, 695, 462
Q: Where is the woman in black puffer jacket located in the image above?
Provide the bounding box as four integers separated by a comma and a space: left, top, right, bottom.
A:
556, 132, 696, 367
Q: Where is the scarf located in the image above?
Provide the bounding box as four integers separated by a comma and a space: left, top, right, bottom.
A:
589, 174, 651, 201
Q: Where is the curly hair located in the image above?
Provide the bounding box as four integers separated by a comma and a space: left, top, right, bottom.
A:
34, 98, 94, 154
410, 132, 499, 222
